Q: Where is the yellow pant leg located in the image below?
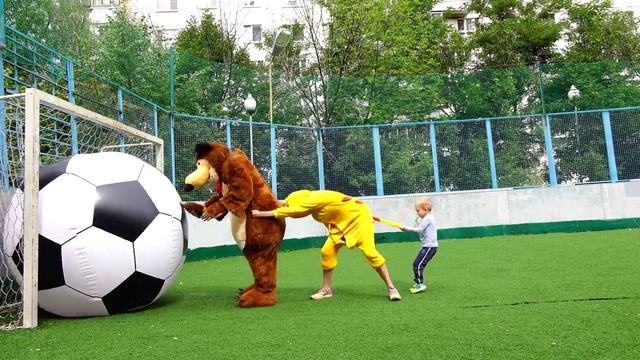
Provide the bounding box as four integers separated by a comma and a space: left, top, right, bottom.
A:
357, 236, 386, 268
320, 237, 344, 270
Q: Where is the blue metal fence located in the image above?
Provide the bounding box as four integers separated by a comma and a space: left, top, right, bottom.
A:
2, 24, 639, 201
171, 107, 639, 200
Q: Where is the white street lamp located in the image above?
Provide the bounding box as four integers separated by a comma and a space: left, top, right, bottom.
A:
568, 85, 581, 149
244, 93, 257, 163
568, 85, 580, 102
268, 29, 293, 123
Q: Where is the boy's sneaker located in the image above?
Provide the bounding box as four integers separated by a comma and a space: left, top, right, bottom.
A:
310, 288, 333, 300
388, 287, 402, 301
409, 283, 427, 294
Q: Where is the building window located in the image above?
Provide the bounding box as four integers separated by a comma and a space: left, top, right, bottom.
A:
157, 0, 177, 11
90, 0, 117, 6
286, 0, 299, 6
455, 17, 478, 34
245, 25, 262, 42
243, 0, 257, 7
465, 18, 477, 32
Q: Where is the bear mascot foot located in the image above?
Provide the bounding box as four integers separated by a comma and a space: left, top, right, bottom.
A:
237, 284, 255, 297
238, 287, 277, 308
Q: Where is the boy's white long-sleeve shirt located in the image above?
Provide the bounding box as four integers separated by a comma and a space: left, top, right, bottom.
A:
403, 213, 438, 248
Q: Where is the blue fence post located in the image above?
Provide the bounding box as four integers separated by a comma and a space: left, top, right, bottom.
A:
270, 124, 278, 197
50, 53, 57, 97
66, 59, 78, 155
429, 123, 441, 192
316, 128, 325, 190
543, 114, 558, 186
372, 126, 384, 196
152, 104, 158, 137
485, 119, 498, 189
0, 100, 7, 189
11, 42, 17, 92
0, 1, 9, 189
226, 120, 232, 148
601, 110, 618, 182
169, 47, 176, 184
116, 86, 125, 151
169, 114, 176, 185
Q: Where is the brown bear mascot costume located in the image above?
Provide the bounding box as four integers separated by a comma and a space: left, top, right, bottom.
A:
182, 142, 285, 307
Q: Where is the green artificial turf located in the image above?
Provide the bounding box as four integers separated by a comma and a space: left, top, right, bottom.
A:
1, 229, 639, 359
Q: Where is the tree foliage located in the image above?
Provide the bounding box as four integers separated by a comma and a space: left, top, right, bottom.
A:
467, 0, 569, 68
5, 0, 97, 62
92, 8, 168, 105
564, 0, 640, 62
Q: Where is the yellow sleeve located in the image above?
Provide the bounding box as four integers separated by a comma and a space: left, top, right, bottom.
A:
272, 192, 333, 219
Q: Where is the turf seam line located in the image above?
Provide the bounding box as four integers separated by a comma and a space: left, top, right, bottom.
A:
462, 296, 638, 308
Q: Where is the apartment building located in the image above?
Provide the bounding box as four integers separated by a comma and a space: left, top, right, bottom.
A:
88, 0, 325, 63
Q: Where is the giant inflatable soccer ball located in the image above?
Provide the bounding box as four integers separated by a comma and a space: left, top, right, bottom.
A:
1, 152, 188, 317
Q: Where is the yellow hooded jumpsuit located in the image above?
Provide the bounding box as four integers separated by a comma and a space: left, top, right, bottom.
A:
272, 190, 385, 270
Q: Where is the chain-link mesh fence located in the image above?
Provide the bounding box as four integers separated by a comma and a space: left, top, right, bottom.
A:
169, 106, 639, 201
0, 95, 26, 330
610, 109, 640, 181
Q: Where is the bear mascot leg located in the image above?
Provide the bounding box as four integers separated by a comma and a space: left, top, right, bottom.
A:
182, 142, 285, 307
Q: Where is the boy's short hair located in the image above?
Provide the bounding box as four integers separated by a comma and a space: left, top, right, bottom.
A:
416, 197, 432, 212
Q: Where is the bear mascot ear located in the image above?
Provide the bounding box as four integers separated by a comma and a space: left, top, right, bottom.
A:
194, 142, 213, 159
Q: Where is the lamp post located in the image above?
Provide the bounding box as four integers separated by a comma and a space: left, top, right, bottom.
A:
568, 85, 581, 150
244, 93, 256, 163
269, 29, 293, 123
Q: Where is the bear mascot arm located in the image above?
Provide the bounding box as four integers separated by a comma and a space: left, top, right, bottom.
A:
202, 156, 254, 220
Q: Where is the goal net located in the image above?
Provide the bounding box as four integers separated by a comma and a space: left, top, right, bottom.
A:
0, 89, 164, 330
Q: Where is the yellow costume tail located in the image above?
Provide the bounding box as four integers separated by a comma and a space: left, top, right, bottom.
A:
372, 216, 403, 229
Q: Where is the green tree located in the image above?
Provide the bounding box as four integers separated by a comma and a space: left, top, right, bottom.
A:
173, 11, 257, 117
93, 8, 169, 106
5, 0, 97, 62
564, 0, 640, 63
467, 0, 568, 68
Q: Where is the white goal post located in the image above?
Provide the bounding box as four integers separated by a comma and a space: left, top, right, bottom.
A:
0, 88, 164, 330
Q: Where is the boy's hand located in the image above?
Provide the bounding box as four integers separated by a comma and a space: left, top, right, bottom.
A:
252, 209, 268, 217
399, 226, 405, 231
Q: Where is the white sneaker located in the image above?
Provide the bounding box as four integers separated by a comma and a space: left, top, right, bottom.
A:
310, 288, 333, 300
388, 287, 402, 301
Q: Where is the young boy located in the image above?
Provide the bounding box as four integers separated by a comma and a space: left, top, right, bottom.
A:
252, 189, 402, 301
400, 197, 438, 294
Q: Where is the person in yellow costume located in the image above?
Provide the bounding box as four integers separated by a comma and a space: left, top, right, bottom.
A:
252, 190, 402, 301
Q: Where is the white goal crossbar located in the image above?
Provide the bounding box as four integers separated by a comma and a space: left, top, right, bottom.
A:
0, 88, 164, 329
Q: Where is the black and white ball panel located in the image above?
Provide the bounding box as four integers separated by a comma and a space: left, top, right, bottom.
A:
94, 181, 159, 242
2, 189, 23, 267
39, 286, 109, 317
134, 215, 184, 280
138, 164, 182, 219
39, 158, 70, 190
38, 235, 64, 290
60, 227, 135, 297
38, 174, 95, 245
65, 152, 144, 186
102, 271, 165, 314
